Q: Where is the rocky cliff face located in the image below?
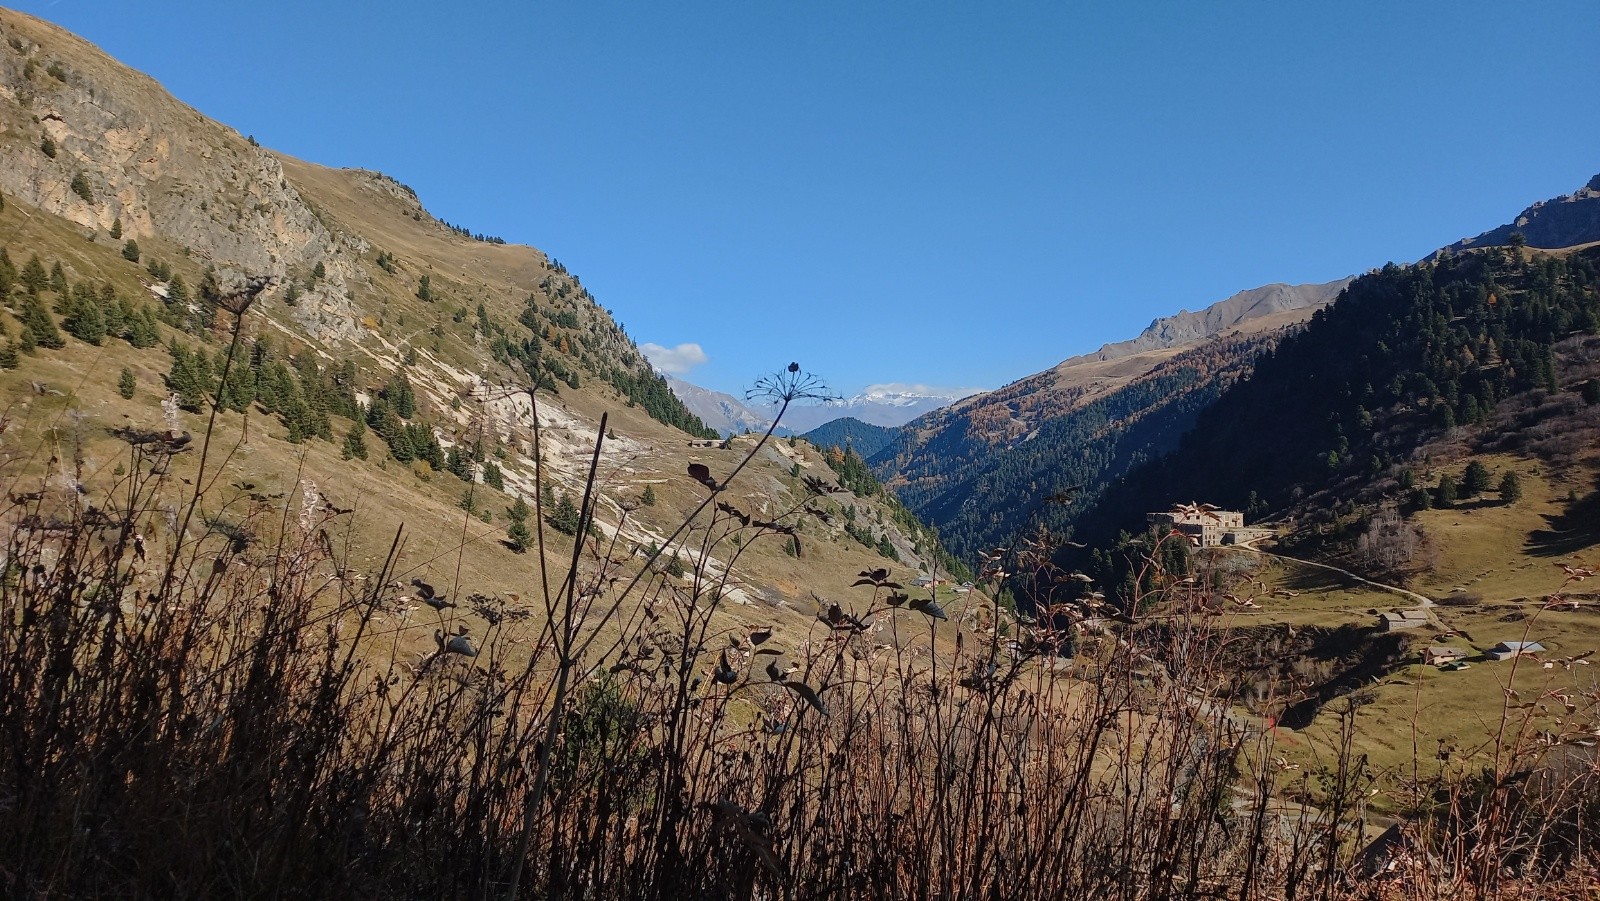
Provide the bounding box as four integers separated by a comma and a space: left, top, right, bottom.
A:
0, 13, 367, 341
1436, 173, 1600, 255
1083, 279, 1351, 362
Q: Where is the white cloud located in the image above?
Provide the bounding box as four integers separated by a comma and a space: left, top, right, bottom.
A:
641, 342, 709, 375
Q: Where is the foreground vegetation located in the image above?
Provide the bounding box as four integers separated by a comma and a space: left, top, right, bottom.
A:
2, 343, 1597, 899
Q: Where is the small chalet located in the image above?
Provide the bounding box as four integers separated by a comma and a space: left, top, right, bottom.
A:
1486, 641, 1545, 661
1378, 609, 1428, 631
1424, 646, 1468, 665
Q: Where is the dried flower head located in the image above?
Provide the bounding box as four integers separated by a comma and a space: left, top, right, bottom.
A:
745, 363, 837, 413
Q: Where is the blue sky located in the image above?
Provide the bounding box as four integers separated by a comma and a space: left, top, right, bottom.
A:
11, 1, 1599, 397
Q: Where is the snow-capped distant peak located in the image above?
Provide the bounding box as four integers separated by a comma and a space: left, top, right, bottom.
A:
858, 383, 984, 406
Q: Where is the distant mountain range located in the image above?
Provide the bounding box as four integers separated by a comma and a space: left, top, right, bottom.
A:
776, 384, 983, 433
666, 378, 980, 436
662, 375, 786, 437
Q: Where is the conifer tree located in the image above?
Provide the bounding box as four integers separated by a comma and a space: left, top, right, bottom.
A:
1437, 472, 1459, 508
1462, 460, 1492, 497
547, 493, 581, 535
117, 367, 136, 399
446, 445, 472, 480
164, 342, 213, 410
387, 424, 416, 463
19, 294, 64, 349
21, 254, 48, 294
60, 284, 106, 344
220, 354, 256, 412
1498, 471, 1522, 504
342, 417, 369, 460
127, 307, 161, 348
382, 371, 416, 419
101, 286, 126, 336
506, 496, 532, 553
481, 460, 504, 491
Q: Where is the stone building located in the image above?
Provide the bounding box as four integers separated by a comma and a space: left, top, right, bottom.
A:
1146, 502, 1268, 547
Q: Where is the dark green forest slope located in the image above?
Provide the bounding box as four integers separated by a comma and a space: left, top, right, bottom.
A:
877, 333, 1278, 561
802, 417, 896, 459
1077, 244, 1600, 546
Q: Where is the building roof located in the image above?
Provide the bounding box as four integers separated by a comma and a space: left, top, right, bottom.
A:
1490, 641, 1545, 652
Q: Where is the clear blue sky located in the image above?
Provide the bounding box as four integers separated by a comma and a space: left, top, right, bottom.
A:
11, 1, 1599, 397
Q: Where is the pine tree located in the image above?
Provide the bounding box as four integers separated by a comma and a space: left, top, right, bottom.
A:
110, 218, 122, 240
387, 424, 416, 463
1437, 472, 1458, 508
121, 240, 141, 263
1498, 471, 1522, 504
481, 460, 504, 491
506, 495, 532, 553
547, 493, 582, 535
342, 418, 369, 460
117, 367, 136, 399
446, 445, 472, 480
19, 295, 64, 349
641, 484, 656, 506
220, 355, 256, 412
382, 371, 416, 419
60, 285, 106, 344
48, 262, 67, 295
417, 274, 433, 302
127, 307, 161, 348
164, 342, 213, 410
1462, 460, 1492, 497
101, 286, 126, 336
21, 255, 48, 294
69, 173, 93, 204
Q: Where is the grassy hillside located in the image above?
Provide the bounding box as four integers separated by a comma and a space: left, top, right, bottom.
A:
0, 7, 976, 671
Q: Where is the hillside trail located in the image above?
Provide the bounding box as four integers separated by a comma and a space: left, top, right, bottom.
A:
1245, 548, 1438, 624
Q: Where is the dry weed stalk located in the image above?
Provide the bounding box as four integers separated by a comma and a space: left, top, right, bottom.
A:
0, 329, 1595, 899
